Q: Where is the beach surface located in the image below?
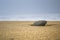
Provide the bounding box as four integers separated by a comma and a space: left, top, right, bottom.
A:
0, 21, 60, 40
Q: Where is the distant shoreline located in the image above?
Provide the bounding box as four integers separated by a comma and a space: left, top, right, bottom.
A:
0, 20, 60, 22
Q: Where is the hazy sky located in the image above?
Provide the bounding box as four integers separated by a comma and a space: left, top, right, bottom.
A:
0, 0, 60, 21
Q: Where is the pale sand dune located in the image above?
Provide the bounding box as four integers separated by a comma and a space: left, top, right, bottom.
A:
0, 21, 60, 40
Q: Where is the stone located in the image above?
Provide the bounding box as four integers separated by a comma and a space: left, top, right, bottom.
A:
32, 20, 47, 26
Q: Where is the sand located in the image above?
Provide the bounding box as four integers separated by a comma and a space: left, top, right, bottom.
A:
0, 21, 60, 40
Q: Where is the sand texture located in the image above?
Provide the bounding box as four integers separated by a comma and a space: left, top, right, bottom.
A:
0, 21, 60, 40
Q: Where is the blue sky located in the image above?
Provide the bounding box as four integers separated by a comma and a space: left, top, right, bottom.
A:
0, 0, 60, 21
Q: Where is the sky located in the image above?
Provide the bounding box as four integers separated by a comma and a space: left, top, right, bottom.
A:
0, 0, 60, 21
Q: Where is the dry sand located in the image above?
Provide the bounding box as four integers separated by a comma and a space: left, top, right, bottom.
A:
0, 21, 60, 40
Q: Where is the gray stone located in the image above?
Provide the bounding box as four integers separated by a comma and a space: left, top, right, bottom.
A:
32, 20, 47, 26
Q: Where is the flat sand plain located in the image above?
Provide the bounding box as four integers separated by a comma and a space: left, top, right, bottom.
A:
0, 21, 60, 40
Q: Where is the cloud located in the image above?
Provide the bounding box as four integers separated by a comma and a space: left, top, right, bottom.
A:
0, 13, 60, 21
